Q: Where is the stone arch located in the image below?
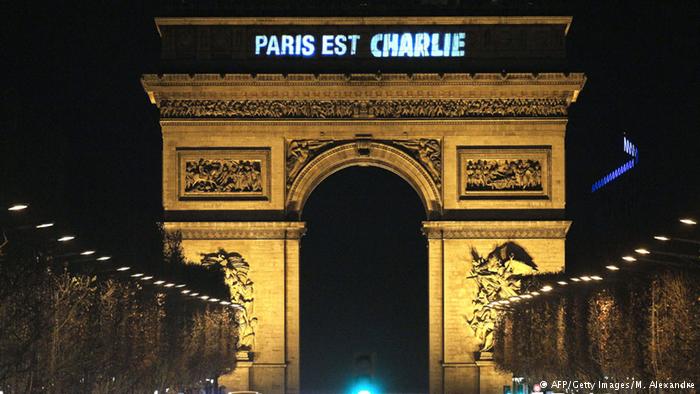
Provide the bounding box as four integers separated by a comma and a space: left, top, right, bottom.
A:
286, 141, 442, 219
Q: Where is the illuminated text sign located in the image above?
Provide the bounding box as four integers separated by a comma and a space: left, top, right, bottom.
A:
254, 32, 466, 58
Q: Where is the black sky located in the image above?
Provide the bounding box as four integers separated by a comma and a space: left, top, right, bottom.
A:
2, 1, 700, 393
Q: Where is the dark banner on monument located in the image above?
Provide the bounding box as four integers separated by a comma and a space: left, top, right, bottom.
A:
157, 18, 568, 72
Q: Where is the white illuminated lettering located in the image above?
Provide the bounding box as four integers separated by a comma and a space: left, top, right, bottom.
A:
321, 35, 334, 55
255, 35, 268, 55
301, 35, 315, 56
266, 36, 280, 55
414, 33, 428, 57
295, 34, 302, 54
430, 33, 443, 56
334, 35, 347, 55
452, 32, 466, 56
383, 33, 399, 57
398, 32, 413, 57
443, 33, 452, 57
281, 35, 294, 55
348, 35, 360, 55
254, 31, 466, 58
370, 34, 383, 57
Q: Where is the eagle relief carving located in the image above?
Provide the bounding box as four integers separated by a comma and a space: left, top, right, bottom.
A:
201, 249, 257, 352
466, 242, 537, 352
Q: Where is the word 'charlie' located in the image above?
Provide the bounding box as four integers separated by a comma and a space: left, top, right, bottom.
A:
370, 32, 466, 57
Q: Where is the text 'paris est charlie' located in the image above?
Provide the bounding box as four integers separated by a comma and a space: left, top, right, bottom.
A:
254, 32, 467, 58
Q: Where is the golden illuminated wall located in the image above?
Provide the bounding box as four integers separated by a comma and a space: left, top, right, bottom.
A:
143, 16, 585, 394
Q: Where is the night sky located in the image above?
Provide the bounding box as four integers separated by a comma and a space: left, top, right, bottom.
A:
2, 1, 699, 392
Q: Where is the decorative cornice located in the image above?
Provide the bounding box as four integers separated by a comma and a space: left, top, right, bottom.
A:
164, 221, 307, 239
422, 220, 571, 239
143, 72, 585, 88
155, 16, 573, 30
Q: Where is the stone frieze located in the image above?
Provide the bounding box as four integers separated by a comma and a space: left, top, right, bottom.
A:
159, 98, 568, 119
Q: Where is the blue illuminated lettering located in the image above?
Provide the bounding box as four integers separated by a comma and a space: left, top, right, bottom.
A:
398, 33, 413, 57
254, 32, 466, 58
301, 35, 315, 56
370, 34, 383, 57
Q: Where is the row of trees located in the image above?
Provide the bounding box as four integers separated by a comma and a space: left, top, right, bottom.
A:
493, 268, 700, 390
0, 240, 238, 393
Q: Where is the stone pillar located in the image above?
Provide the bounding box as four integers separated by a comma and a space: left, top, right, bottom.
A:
164, 221, 306, 394
423, 220, 570, 394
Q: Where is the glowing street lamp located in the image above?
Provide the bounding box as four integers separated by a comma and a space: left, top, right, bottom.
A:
164, 283, 175, 288
570, 277, 581, 282
606, 265, 620, 271
131, 273, 144, 278
81, 250, 96, 256
580, 276, 592, 282
634, 248, 650, 255
557, 281, 568, 286
35, 223, 54, 228
8, 204, 28, 211
654, 235, 670, 241
175, 284, 186, 288
591, 275, 603, 281
622, 256, 637, 262
96, 256, 111, 261
57, 235, 75, 242
141, 276, 153, 280
680, 218, 697, 225
541, 285, 553, 292
153, 280, 165, 285
116, 266, 131, 272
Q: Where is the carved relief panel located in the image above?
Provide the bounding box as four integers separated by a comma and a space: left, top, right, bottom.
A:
457, 146, 551, 199
178, 148, 271, 200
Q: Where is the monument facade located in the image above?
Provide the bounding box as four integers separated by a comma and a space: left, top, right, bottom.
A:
142, 16, 585, 393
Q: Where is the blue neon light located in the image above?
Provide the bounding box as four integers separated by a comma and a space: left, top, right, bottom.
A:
591, 137, 639, 192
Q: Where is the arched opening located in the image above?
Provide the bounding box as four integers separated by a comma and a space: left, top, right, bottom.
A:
300, 166, 428, 394
287, 141, 442, 220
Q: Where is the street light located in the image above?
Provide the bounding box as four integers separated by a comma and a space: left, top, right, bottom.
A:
570, 277, 581, 282
57, 235, 75, 242
622, 256, 637, 262
680, 218, 697, 225
654, 235, 670, 241
557, 281, 568, 285
541, 285, 553, 292
116, 266, 131, 271
36, 223, 54, 228
634, 248, 651, 255
8, 204, 28, 211
606, 265, 620, 271
96, 256, 111, 261
81, 250, 95, 255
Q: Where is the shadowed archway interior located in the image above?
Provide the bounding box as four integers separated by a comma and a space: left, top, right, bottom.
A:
300, 166, 428, 393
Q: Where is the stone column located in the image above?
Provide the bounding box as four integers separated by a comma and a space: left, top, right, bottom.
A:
163, 221, 306, 394
423, 220, 570, 394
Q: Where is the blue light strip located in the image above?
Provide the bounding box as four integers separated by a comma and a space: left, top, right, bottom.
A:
591, 137, 639, 192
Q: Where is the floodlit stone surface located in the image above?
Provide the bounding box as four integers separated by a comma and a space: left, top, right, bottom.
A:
145, 16, 584, 394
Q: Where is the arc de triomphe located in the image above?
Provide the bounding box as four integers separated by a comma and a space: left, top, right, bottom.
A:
142, 16, 585, 394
